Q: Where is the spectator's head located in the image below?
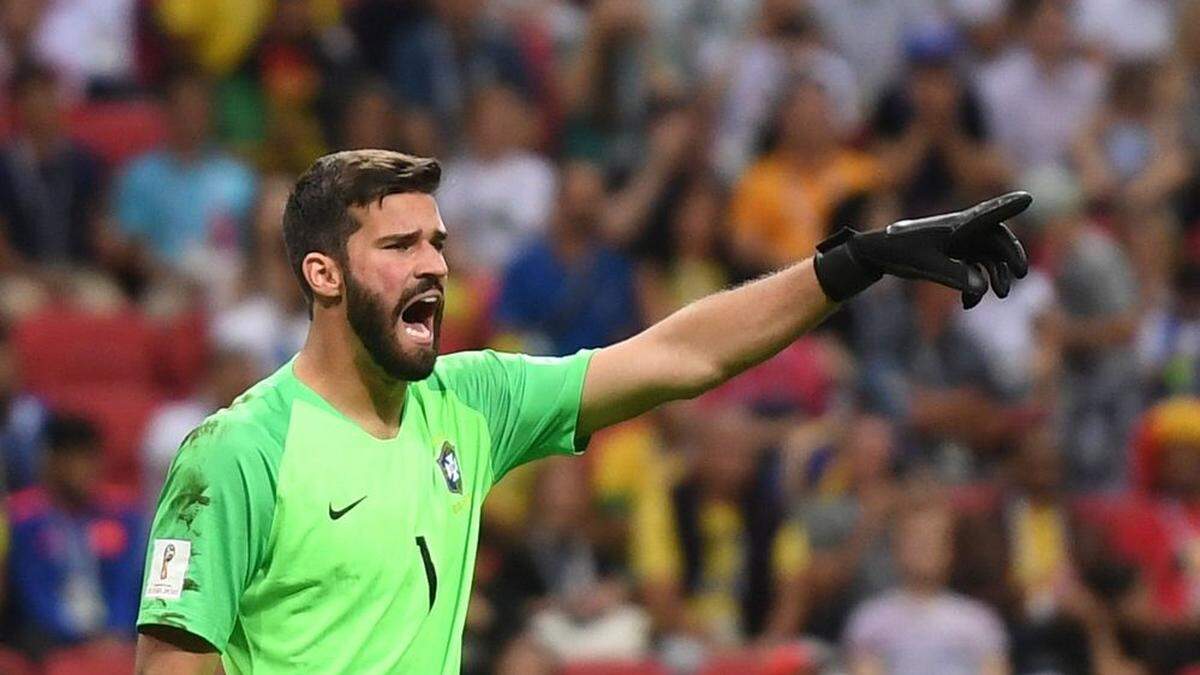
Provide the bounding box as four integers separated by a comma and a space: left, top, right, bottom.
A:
531, 457, 591, 536
284, 150, 447, 380
163, 68, 214, 155
842, 413, 896, 487
466, 85, 534, 160
10, 61, 63, 142
905, 27, 963, 125
1020, 164, 1084, 247
434, 0, 479, 34
895, 501, 956, 592
552, 160, 606, 240
693, 406, 761, 500
339, 81, 400, 151
670, 174, 725, 260
0, 0, 42, 45
44, 414, 102, 508
1151, 403, 1200, 500
1107, 59, 1159, 120
1015, 0, 1075, 64
775, 77, 838, 157
1011, 427, 1064, 501
762, 0, 818, 42
272, 0, 315, 40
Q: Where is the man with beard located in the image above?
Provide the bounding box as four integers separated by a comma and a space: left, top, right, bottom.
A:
134, 150, 1030, 674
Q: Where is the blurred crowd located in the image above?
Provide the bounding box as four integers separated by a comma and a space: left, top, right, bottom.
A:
1, 0, 1200, 673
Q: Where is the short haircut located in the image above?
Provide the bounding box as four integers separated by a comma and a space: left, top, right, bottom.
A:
282, 149, 442, 309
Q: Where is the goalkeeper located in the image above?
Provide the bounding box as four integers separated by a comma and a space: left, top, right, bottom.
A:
135, 149, 1029, 674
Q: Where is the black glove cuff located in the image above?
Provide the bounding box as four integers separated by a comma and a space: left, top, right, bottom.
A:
813, 228, 883, 302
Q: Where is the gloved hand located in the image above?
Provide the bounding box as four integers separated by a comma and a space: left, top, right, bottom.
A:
813, 191, 1031, 309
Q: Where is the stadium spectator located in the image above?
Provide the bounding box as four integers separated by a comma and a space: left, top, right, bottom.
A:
494, 160, 639, 355
956, 429, 1136, 675
632, 405, 807, 650
7, 415, 141, 654
713, 0, 860, 182
1138, 262, 1200, 398
139, 348, 258, 514
109, 68, 257, 295
872, 25, 1011, 217
0, 319, 50, 493
336, 79, 401, 152
808, 0, 947, 110
520, 458, 649, 664
386, 0, 534, 141
1030, 165, 1142, 489
1074, 59, 1189, 302
250, 0, 363, 175
0, 0, 42, 96
859, 282, 1014, 479
1110, 398, 1200, 672
730, 76, 883, 275
844, 498, 1010, 675
211, 174, 308, 373
26, 0, 137, 98
978, 0, 1105, 172
799, 413, 901, 643
0, 62, 103, 268
635, 174, 730, 324
560, 0, 658, 174
438, 85, 557, 276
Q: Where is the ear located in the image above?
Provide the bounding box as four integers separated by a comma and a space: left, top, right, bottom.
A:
302, 252, 343, 304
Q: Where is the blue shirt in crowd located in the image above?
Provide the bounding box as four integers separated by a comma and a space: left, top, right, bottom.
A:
496, 238, 639, 356
113, 149, 256, 264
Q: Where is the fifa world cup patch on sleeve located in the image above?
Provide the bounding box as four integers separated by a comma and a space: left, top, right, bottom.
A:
145, 539, 192, 600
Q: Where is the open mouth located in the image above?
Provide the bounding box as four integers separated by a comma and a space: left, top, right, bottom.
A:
399, 292, 441, 346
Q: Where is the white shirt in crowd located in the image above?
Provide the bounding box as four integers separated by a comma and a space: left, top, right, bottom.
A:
437, 152, 557, 276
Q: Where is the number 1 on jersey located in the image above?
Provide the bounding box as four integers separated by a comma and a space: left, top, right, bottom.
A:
416, 536, 437, 609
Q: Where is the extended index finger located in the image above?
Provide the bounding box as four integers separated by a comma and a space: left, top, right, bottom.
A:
958, 191, 1033, 231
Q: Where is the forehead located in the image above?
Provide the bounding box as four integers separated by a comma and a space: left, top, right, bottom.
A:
348, 192, 444, 238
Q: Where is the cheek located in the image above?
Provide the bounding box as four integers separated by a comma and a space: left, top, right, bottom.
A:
356, 253, 412, 296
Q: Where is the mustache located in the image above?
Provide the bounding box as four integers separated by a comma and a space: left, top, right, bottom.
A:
393, 278, 445, 318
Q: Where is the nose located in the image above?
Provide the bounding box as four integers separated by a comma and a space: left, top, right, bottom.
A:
416, 240, 449, 281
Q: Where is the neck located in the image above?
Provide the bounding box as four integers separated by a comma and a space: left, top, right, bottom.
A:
294, 317, 408, 439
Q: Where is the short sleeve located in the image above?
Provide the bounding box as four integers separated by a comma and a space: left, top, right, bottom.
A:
136, 418, 278, 652
435, 349, 595, 484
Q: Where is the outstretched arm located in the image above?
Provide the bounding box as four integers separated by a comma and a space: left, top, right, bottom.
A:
579, 259, 834, 435
578, 192, 1031, 437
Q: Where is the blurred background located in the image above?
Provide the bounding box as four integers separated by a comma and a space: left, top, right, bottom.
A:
0, 0, 1199, 673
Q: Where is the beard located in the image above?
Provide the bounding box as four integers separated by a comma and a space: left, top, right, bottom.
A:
344, 270, 442, 381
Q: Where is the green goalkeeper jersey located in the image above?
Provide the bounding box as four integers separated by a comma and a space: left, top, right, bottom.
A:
137, 349, 594, 674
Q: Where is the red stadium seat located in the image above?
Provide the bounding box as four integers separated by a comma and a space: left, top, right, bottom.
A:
561, 660, 669, 675
44, 641, 135, 675
0, 646, 37, 675
700, 644, 818, 675
67, 99, 167, 169
14, 306, 158, 394
44, 383, 162, 489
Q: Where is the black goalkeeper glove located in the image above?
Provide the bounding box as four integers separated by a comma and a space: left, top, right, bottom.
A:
813, 191, 1032, 309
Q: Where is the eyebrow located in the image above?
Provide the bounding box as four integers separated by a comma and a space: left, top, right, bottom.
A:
375, 229, 448, 247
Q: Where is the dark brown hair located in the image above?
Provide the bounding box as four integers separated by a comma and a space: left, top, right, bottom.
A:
282, 149, 441, 308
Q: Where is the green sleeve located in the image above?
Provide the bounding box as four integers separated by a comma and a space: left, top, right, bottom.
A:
136, 417, 278, 652
436, 349, 595, 484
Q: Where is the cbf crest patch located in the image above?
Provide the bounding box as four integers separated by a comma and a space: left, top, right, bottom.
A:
437, 441, 463, 494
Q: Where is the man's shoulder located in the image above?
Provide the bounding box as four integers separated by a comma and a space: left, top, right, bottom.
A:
175, 369, 296, 465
